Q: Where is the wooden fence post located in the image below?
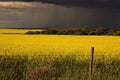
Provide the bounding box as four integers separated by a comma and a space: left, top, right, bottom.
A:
89, 47, 94, 79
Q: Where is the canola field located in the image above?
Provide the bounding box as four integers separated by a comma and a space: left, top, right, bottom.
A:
0, 29, 120, 80
0, 29, 42, 34
0, 33, 120, 58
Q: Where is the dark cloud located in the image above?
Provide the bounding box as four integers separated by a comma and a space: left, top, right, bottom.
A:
0, 0, 120, 8
0, 1, 119, 29
0, 1, 120, 9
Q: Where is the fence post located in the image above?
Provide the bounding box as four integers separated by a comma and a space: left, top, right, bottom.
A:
89, 47, 94, 79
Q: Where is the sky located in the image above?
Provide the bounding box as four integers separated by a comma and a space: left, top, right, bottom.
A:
0, 0, 119, 29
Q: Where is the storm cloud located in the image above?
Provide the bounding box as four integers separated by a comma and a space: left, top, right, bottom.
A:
0, 0, 120, 8
0, 1, 119, 29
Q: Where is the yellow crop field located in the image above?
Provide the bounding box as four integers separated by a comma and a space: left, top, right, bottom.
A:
0, 29, 120, 80
0, 29, 42, 34
0, 34, 120, 59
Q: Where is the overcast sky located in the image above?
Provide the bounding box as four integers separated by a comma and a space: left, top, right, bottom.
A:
0, 1, 119, 29
0, 0, 120, 7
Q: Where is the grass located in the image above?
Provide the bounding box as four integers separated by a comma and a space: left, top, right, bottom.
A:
0, 55, 120, 80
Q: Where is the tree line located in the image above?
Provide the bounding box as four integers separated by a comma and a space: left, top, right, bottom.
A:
25, 27, 120, 36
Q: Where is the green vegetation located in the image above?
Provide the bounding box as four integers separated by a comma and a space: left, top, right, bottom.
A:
25, 31, 41, 34
0, 55, 120, 80
25, 27, 120, 35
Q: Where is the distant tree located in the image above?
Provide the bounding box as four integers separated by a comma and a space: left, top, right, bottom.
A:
25, 31, 41, 34
88, 31, 95, 35
24, 27, 120, 36
106, 30, 116, 35
94, 27, 107, 35
42, 29, 58, 34
74, 31, 83, 35
113, 31, 120, 36
25, 31, 34, 34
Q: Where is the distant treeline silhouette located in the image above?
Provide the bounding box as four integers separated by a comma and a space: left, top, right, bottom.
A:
25, 27, 120, 36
